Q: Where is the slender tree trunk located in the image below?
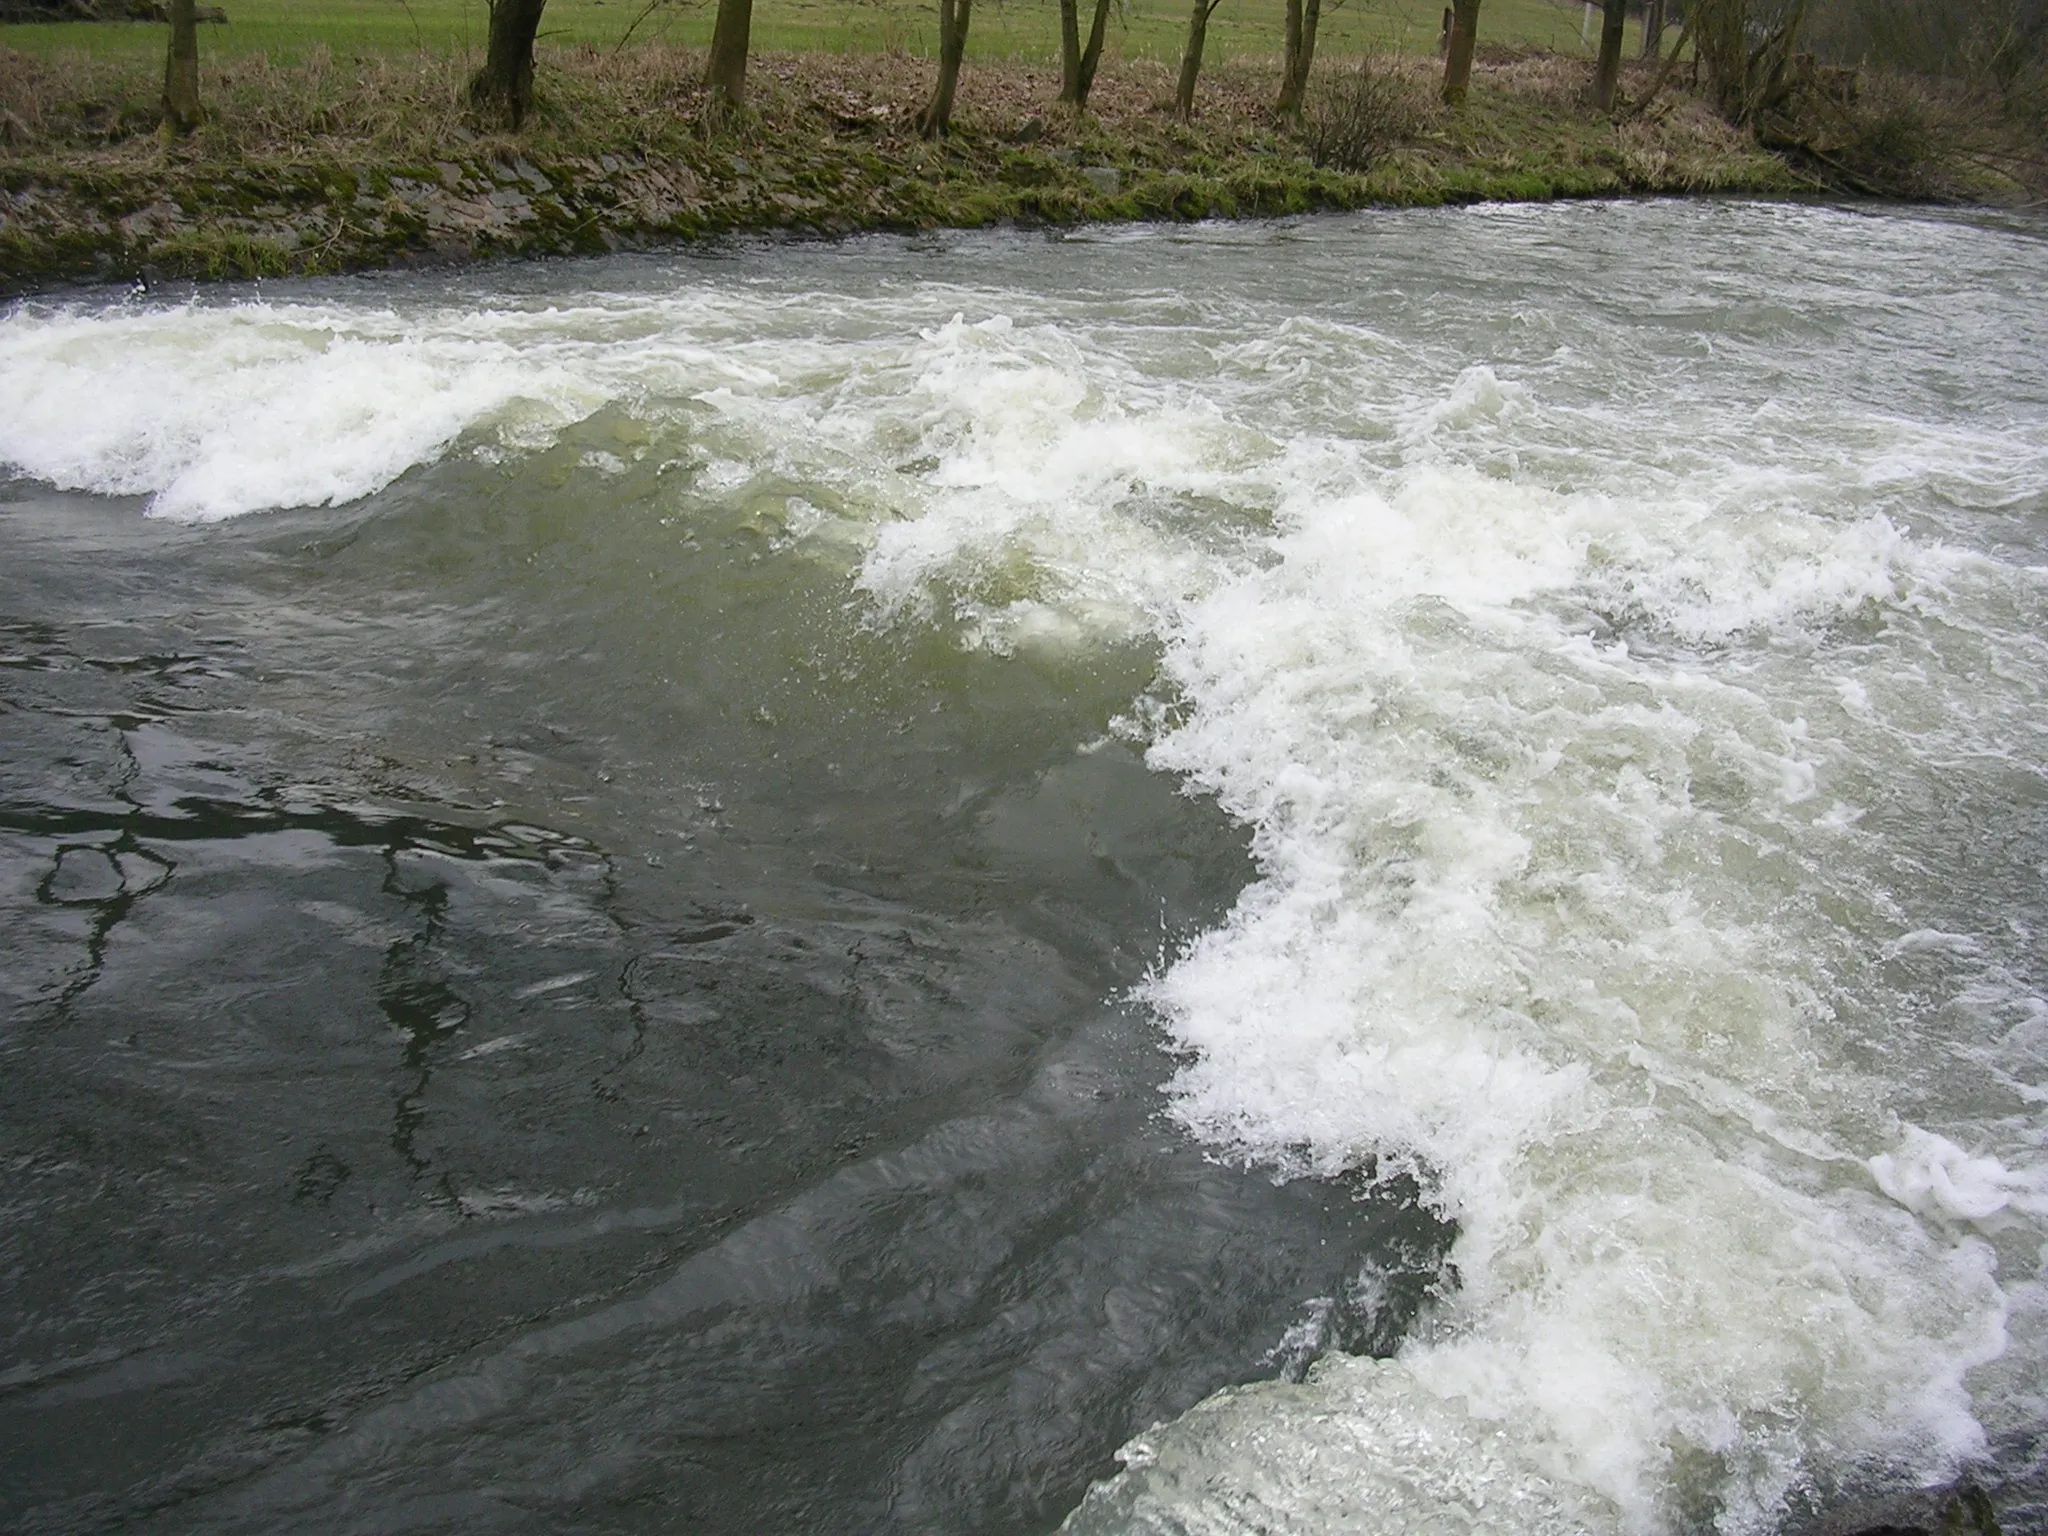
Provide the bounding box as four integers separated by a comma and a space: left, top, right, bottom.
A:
468, 0, 549, 129
1754, 0, 1813, 115
1174, 0, 1220, 121
1690, 0, 1747, 115
1621, 16, 1693, 119
1591, 0, 1626, 108
1441, 0, 1480, 105
916, 0, 971, 137
1059, 0, 1083, 102
704, 0, 753, 110
1691, 0, 1810, 123
160, 0, 201, 136
1074, 0, 1111, 108
1275, 0, 1322, 118
1640, 0, 1665, 60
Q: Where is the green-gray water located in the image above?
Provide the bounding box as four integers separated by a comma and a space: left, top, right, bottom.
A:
3, 201, 2046, 1535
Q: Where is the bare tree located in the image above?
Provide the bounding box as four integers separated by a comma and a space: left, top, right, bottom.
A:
1275, 0, 1323, 118
1441, 0, 1481, 104
1691, 0, 1813, 121
469, 0, 550, 128
1059, 0, 1113, 108
1174, 0, 1224, 120
1640, 0, 1667, 58
918, 0, 972, 136
1591, 0, 1626, 107
160, 0, 201, 135
704, 0, 753, 109
1622, 9, 1698, 117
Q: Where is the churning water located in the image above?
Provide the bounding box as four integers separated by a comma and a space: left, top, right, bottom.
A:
3, 200, 2047, 1536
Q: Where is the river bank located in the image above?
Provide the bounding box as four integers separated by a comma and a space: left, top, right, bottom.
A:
0, 41, 1971, 297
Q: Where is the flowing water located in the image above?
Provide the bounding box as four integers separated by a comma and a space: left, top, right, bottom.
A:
3, 200, 2047, 1536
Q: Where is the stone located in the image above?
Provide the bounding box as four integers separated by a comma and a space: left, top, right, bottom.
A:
1082, 165, 1121, 194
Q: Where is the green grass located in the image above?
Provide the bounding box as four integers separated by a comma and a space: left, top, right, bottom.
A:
1, 0, 1657, 71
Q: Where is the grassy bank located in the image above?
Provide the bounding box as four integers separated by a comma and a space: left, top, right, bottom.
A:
0, 24, 2038, 295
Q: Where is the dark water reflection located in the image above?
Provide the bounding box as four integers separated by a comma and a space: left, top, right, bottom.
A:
0, 479, 1450, 1534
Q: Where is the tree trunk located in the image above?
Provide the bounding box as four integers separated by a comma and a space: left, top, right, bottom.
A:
703, 0, 753, 110
1074, 0, 1111, 108
1690, 0, 1747, 115
160, 0, 201, 136
1621, 11, 1693, 119
916, 0, 970, 137
1591, 0, 1626, 108
1690, 0, 1810, 123
1274, 0, 1322, 119
1640, 0, 1665, 61
468, 0, 549, 129
1060, 0, 1113, 109
1441, 0, 1480, 105
1754, 0, 1813, 116
1174, 0, 1220, 121
1059, 0, 1082, 103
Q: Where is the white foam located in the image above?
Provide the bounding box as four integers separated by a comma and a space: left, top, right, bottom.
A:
850, 312, 1255, 649
1872, 1128, 2048, 1224
1061, 402, 2048, 1526
0, 301, 616, 519
0, 291, 818, 521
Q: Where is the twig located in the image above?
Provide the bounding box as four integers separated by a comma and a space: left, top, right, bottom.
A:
613, 0, 683, 55
394, 0, 424, 53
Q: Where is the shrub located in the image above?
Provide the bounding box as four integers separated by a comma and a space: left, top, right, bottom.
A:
1844, 71, 1941, 171
1299, 56, 1422, 173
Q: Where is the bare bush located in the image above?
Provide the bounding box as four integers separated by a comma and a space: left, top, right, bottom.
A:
1840, 70, 1943, 170
1299, 55, 1423, 171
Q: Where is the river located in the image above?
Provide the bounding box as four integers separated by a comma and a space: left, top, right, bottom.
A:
2, 199, 2046, 1535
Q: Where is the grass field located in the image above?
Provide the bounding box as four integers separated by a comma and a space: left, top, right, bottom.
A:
1, 0, 1656, 73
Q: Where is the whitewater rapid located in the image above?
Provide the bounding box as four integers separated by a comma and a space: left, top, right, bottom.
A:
4, 202, 2046, 1534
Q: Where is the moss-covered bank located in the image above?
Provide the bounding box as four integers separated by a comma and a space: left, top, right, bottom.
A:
0, 43, 2023, 296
